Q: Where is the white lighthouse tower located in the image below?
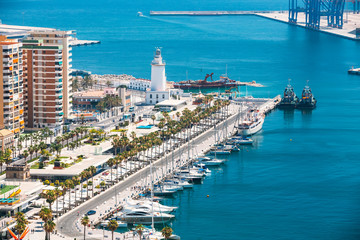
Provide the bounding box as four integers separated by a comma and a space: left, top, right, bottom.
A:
145, 48, 183, 105
150, 48, 166, 91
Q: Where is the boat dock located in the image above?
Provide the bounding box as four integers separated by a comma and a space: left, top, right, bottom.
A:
69, 38, 100, 46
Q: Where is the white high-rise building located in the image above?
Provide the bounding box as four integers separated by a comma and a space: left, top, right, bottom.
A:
145, 48, 182, 105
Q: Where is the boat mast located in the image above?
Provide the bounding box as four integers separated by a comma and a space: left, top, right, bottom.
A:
150, 160, 154, 231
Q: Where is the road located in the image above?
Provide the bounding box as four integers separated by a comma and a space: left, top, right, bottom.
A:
57, 104, 243, 238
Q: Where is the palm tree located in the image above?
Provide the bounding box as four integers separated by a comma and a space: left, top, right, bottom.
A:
14, 212, 28, 240
64, 179, 73, 211
39, 207, 52, 240
161, 226, 173, 240
88, 166, 97, 197
54, 188, 62, 219
151, 115, 156, 125
44, 190, 56, 212
135, 224, 145, 240
107, 158, 115, 185
107, 219, 118, 240
44, 220, 56, 240
81, 216, 90, 240
72, 176, 80, 205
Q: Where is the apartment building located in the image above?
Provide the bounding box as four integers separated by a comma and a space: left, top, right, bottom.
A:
0, 36, 24, 137
26, 30, 73, 119
22, 39, 63, 131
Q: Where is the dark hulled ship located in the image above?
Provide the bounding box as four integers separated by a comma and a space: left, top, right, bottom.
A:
278, 80, 298, 109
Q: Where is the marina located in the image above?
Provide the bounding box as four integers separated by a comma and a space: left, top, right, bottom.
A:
56, 96, 280, 239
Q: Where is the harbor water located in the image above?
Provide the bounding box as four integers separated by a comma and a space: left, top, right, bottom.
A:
2, 0, 360, 239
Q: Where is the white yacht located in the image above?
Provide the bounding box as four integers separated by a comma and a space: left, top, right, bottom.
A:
197, 156, 224, 166
125, 199, 177, 213
119, 208, 175, 224
237, 109, 264, 136
164, 179, 193, 189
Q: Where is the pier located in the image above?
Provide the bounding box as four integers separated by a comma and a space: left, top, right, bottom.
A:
57, 96, 280, 239
149, 10, 270, 16
149, 10, 360, 41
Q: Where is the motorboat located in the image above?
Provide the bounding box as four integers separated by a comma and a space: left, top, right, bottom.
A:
142, 227, 181, 240
99, 220, 127, 228
230, 136, 253, 145
164, 179, 193, 189
119, 208, 175, 224
125, 199, 177, 213
153, 185, 179, 196
209, 149, 231, 155
196, 156, 224, 166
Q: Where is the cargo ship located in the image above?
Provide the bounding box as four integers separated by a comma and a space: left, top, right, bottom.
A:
173, 73, 239, 89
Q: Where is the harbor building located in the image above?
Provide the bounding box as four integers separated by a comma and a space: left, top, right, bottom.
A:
0, 36, 25, 137
26, 30, 74, 119
129, 78, 151, 91
21, 39, 64, 133
145, 48, 183, 105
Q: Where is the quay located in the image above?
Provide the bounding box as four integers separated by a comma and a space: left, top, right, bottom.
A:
149, 10, 360, 41
56, 96, 280, 240
149, 10, 270, 16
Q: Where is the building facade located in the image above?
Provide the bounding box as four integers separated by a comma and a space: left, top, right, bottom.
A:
129, 78, 151, 91
0, 129, 14, 151
27, 30, 73, 119
0, 36, 25, 137
22, 39, 64, 132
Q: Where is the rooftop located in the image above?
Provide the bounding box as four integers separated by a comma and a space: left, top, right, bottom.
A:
155, 99, 187, 107
0, 129, 14, 138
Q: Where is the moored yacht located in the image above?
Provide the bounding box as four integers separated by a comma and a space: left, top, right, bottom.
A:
196, 156, 224, 166
119, 208, 175, 225
237, 108, 264, 136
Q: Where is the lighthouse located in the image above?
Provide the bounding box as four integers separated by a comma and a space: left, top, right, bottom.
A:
145, 48, 183, 105
151, 48, 166, 91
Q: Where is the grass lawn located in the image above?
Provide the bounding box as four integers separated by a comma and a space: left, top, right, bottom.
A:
0, 185, 18, 195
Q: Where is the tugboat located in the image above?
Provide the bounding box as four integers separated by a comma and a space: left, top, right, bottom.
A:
278, 79, 298, 109
297, 81, 316, 109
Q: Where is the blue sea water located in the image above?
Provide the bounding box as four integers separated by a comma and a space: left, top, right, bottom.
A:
2, 0, 360, 239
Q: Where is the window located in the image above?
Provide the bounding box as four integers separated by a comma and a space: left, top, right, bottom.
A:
150, 94, 152, 98
156, 94, 158, 98
162, 94, 165, 98
150, 100, 152, 104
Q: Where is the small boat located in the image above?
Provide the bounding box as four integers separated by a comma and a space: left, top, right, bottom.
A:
137, 12, 143, 16
99, 220, 127, 228
196, 156, 224, 166
297, 81, 316, 109
164, 179, 193, 189
278, 79, 298, 109
153, 186, 179, 196
143, 228, 181, 240
231, 136, 253, 145
209, 148, 231, 155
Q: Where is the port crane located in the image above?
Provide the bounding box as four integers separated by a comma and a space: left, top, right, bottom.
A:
289, 0, 346, 29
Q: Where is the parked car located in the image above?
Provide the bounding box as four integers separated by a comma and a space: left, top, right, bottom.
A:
86, 210, 96, 216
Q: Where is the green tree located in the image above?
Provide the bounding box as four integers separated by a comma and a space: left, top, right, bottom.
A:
161, 226, 173, 240
14, 212, 28, 240
135, 224, 145, 240
107, 219, 118, 240
81, 216, 90, 240
44, 220, 56, 240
